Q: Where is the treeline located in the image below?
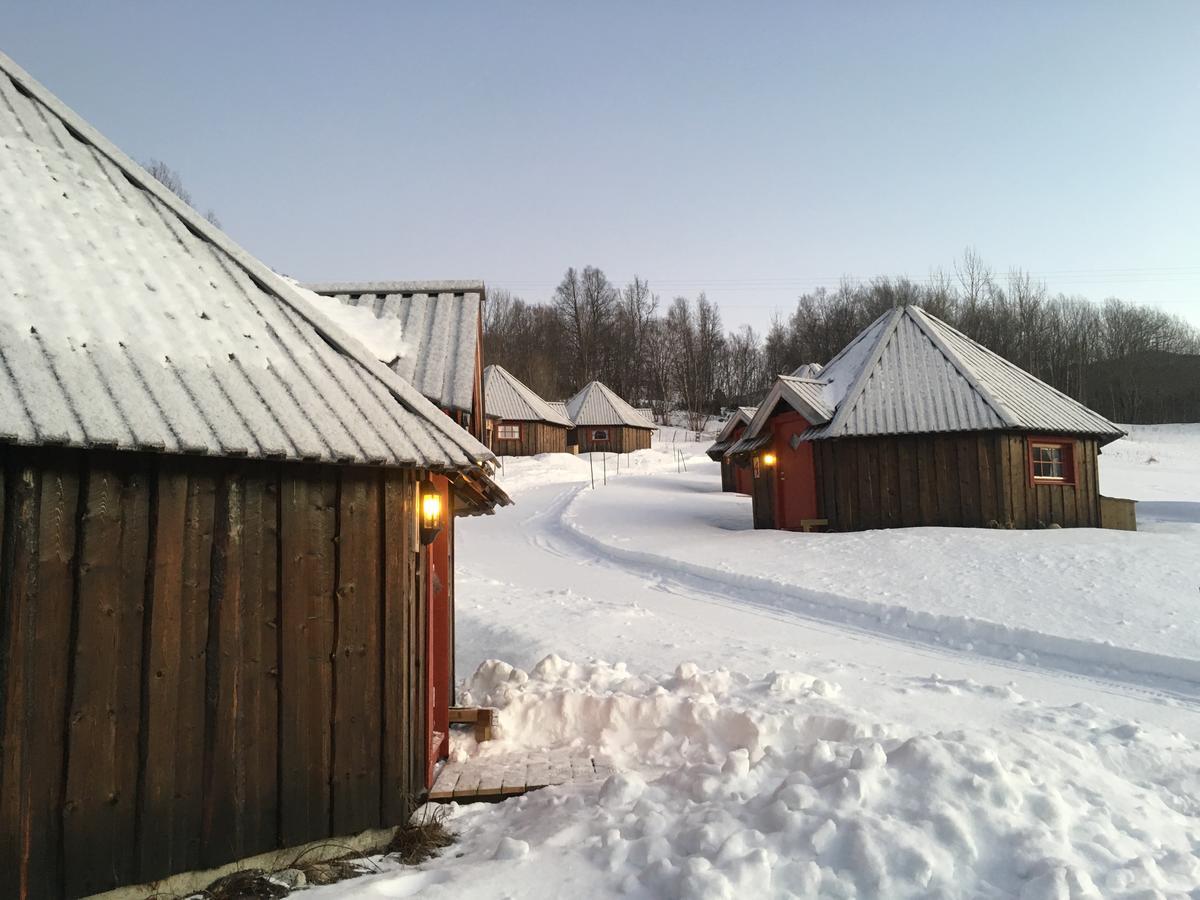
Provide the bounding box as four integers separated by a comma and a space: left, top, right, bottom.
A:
484, 251, 1200, 426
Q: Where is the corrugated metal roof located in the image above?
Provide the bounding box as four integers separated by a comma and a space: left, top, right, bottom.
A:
565, 382, 656, 428
807, 307, 1123, 442
305, 282, 481, 413
711, 407, 757, 445
635, 408, 657, 427
790, 362, 824, 379
726, 432, 771, 457
483, 365, 573, 427
733, 306, 1123, 449
708, 408, 756, 459
0, 50, 500, 475
547, 401, 571, 421
920, 310, 1124, 440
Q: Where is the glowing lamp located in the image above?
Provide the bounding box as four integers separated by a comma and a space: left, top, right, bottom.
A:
762, 452, 777, 467
419, 480, 444, 545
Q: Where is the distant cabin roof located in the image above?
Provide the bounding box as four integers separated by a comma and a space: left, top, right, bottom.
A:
635, 408, 657, 427
566, 382, 656, 428
733, 306, 1123, 451
707, 406, 757, 458
483, 365, 573, 427
303, 281, 483, 414
790, 362, 824, 379
546, 401, 572, 421
0, 50, 500, 478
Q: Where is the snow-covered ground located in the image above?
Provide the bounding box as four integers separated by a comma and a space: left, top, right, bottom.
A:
313, 425, 1200, 899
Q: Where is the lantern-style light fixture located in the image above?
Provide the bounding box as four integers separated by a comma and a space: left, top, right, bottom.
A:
419, 479, 444, 545
761, 452, 777, 467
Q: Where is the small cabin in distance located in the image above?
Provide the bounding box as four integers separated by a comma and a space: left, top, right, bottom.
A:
566, 381, 657, 453
707, 407, 757, 493
484, 364, 574, 455
728, 305, 1129, 532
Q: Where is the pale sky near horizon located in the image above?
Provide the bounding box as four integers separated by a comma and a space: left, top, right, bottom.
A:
5, 2, 1199, 333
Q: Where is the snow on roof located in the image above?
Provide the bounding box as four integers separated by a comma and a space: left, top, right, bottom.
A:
711, 407, 757, 444
304, 281, 482, 414
737, 306, 1124, 446
707, 406, 757, 458
565, 382, 656, 429
484, 365, 573, 427
789, 362, 824, 379
810, 306, 1124, 442
0, 50, 499, 475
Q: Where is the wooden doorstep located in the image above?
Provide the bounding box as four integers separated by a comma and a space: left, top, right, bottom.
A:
428, 754, 605, 804
449, 706, 496, 742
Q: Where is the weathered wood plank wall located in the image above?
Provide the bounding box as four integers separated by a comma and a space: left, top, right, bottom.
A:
0, 447, 426, 899
575, 426, 653, 454
811, 433, 1101, 531
492, 421, 569, 456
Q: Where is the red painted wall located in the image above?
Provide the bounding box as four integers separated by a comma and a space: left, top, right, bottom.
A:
769, 411, 818, 528
425, 475, 453, 787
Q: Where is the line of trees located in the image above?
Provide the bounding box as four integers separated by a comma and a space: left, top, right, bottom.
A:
485, 251, 1200, 426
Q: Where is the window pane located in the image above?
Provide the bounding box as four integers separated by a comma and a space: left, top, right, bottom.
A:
1032, 443, 1066, 479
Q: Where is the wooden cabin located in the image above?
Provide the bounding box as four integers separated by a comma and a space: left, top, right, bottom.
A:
728, 306, 1128, 532
483, 364, 574, 455
305, 280, 488, 442
707, 407, 757, 493
0, 50, 508, 899
566, 381, 657, 453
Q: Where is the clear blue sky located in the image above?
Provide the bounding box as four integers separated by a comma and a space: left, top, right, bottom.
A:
6, 2, 1199, 332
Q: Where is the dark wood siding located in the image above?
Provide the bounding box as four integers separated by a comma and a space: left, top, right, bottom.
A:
575, 426, 653, 454
809, 432, 1101, 531
0, 446, 428, 899
492, 420, 569, 456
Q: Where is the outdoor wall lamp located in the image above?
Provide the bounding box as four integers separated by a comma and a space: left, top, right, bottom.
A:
419, 479, 444, 545
761, 452, 777, 467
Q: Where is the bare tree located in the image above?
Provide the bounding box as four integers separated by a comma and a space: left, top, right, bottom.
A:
143, 158, 221, 226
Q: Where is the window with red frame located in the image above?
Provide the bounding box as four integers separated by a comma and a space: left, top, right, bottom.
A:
1028, 439, 1075, 484
497, 423, 520, 440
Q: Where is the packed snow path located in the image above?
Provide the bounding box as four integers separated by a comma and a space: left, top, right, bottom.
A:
457, 477, 1200, 738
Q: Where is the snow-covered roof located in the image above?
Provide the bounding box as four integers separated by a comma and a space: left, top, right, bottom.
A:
635, 408, 657, 427
790, 362, 824, 379
707, 406, 757, 459
484, 365, 573, 427
733, 306, 1124, 449
0, 50, 501, 478
566, 382, 656, 429
304, 281, 482, 414
547, 401, 572, 421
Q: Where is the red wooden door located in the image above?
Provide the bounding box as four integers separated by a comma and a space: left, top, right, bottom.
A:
771, 412, 818, 529
424, 476, 452, 788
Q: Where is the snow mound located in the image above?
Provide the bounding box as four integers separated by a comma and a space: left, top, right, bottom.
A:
418, 657, 1200, 899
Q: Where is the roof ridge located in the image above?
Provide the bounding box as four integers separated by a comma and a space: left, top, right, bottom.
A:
904, 306, 1020, 429
0, 50, 493, 469
307, 280, 486, 296
823, 308, 905, 438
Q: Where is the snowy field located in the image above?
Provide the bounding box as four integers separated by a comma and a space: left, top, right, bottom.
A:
314, 425, 1200, 899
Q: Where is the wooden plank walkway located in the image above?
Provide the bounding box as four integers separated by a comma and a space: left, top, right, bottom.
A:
428, 749, 612, 803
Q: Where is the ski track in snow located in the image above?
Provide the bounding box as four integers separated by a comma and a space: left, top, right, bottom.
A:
553, 484, 1200, 706
471, 479, 1200, 713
